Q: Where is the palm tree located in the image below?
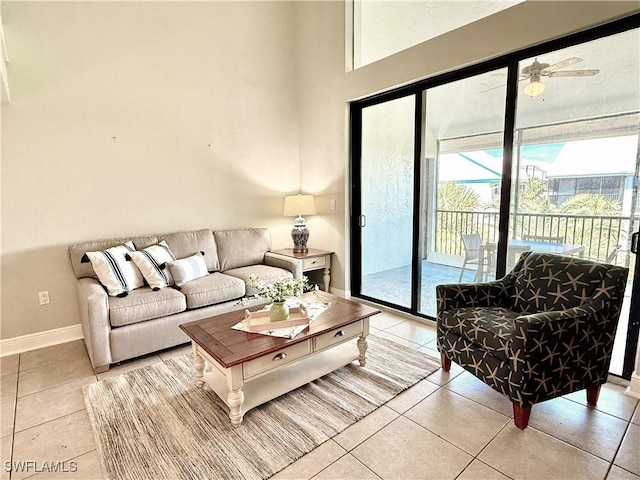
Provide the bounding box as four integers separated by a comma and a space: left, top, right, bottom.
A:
560, 194, 622, 260
560, 193, 621, 216
517, 177, 554, 213
438, 181, 480, 210
437, 182, 482, 255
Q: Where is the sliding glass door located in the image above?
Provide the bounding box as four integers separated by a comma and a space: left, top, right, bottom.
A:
509, 29, 639, 376
419, 71, 507, 316
350, 16, 639, 378
358, 96, 416, 308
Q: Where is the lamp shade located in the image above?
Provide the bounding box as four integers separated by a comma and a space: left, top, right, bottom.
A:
283, 194, 316, 217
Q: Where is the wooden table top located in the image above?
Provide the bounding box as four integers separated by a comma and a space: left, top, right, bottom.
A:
179, 291, 380, 368
270, 248, 333, 259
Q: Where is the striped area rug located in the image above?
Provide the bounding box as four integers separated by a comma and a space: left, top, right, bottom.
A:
83, 335, 440, 480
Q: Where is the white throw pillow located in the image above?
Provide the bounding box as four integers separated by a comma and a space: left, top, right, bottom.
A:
84, 241, 144, 297
166, 253, 209, 287
129, 241, 176, 290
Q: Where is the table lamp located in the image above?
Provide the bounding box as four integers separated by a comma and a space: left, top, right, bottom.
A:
283, 194, 316, 253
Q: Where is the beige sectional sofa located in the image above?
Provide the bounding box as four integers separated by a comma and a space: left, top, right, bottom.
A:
69, 228, 301, 372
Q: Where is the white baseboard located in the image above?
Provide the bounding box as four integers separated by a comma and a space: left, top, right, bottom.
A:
329, 287, 348, 298
624, 371, 640, 399
0, 324, 84, 357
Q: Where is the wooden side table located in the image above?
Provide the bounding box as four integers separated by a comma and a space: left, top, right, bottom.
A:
271, 248, 333, 292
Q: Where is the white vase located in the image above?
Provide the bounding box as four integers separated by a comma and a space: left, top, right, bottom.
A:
270, 301, 290, 322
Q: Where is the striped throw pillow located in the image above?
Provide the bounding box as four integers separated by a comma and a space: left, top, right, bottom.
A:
129, 241, 177, 290
85, 241, 144, 297
166, 253, 209, 287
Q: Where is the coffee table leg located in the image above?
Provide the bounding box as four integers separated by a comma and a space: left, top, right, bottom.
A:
228, 389, 245, 427
357, 335, 368, 367
193, 346, 205, 388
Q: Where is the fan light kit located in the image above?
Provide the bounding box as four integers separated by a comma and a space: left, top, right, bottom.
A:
523, 73, 545, 97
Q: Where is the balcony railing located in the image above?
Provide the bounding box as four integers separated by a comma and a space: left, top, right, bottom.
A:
435, 209, 639, 267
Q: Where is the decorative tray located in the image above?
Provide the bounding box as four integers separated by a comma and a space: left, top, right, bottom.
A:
243, 304, 310, 332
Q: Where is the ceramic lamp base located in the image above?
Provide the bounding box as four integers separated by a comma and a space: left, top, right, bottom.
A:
291, 216, 310, 253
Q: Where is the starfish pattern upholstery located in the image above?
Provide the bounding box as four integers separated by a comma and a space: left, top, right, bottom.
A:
437, 251, 628, 429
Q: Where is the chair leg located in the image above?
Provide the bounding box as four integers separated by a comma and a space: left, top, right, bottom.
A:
513, 403, 531, 429
458, 260, 467, 282
441, 354, 451, 372
586, 383, 601, 406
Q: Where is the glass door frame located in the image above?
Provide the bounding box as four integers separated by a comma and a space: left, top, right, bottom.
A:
349, 13, 640, 378
350, 89, 426, 313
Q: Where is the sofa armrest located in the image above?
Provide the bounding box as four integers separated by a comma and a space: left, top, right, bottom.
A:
76, 278, 112, 370
264, 252, 303, 279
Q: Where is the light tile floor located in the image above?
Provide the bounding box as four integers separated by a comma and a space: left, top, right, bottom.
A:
0, 310, 638, 480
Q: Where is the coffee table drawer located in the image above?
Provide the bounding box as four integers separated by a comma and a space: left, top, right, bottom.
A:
243, 340, 311, 379
314, 320, 363, 351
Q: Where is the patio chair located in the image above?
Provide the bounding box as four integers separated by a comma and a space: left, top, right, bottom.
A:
437, 251, 628, 429
606, 245, 622, 263
458, 233, 487, 282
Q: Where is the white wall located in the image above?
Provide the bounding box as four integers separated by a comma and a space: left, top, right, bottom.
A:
1, 1, 299, 339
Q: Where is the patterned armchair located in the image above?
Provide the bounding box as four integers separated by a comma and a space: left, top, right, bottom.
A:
437, 251, 628, 429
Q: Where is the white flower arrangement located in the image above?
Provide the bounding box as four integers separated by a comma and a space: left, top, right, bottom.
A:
247, 274, 314, 303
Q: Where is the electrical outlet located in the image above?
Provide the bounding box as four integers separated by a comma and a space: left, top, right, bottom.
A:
330, 199, 336, 210
38, 291, 50, 305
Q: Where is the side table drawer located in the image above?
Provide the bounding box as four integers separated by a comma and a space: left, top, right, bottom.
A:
314, 320, 363, 351
243, 340, 311, 379
303, 256, 326, 270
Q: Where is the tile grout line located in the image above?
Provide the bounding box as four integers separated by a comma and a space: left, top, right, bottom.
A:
604, 418, 634, 477
8, 354, 21, 480
12, 405, 88, 436
463, 419, 514, 479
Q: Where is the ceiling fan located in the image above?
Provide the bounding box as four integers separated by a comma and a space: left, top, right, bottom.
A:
482, 57, 600, 96
520, 57, 600, 97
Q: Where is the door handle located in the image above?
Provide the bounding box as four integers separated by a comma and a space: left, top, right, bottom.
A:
632, 232, 639, 254
359, 215, 366, 228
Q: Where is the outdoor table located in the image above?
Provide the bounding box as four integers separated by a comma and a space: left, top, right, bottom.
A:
475, 239, 585, 281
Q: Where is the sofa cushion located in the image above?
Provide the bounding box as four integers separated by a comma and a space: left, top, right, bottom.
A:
439, 306, 520, 361
109, 287, 186, 327
166, 253, 209, 287
180, 272, 245, 309
160, 229, 220, 272
214, 228, 272, 271
85, 242, 145, 297
512, 252, 608, 314
69, 235, 158, 279
224, 264, 293, 296
129, 241, 177, 290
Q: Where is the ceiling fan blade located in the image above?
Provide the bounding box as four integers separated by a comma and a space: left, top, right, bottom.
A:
540, 57, 583, 73
548, 69, 600, 77
480, 84, 506, 93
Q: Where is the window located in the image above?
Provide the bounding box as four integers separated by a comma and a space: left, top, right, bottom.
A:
352, 0, 524, 69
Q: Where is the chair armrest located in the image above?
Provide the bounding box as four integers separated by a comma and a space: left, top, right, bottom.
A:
76, 278, 112, 370
436, 279, 512, 312
264, 252, 303, 279
510, 299, 618, 400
